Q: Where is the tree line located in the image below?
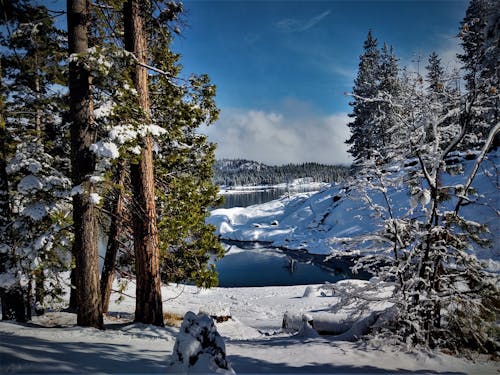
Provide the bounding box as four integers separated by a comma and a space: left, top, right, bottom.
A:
344, 0, 498, 354
213, 159, 349, 187
0, 0, 223, 328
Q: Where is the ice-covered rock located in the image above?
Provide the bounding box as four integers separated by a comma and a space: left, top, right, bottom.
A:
170, 311, 235, 374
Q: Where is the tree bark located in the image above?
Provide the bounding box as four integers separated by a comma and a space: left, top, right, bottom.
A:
67, 0, 103, 329
100, 160, 126, 314
124, 0, 164, 326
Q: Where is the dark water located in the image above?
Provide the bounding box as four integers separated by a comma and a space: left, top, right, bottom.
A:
215, 243, 367, 287
219, 186, 322, 209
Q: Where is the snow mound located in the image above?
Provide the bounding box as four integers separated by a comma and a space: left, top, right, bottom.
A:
170, 311, 235, 374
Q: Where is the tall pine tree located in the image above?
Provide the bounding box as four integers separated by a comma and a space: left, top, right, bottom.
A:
346, 30, 380, 162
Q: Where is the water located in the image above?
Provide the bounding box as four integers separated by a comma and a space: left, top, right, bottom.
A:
215, 243, 367, 287
218, 186, 322, 209
213, 185, 367, 287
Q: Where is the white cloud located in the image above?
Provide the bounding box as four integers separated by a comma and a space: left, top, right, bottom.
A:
203, 101, 352, 166
275, 10, 331, 33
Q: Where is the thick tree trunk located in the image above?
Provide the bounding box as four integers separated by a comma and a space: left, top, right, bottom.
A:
67, 0, 103, 329
100, 161, 126, 314
124, 0, 164, 326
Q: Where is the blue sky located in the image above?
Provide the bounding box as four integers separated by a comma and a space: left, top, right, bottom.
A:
172, 0, 469, 165
41, 0, 469, 165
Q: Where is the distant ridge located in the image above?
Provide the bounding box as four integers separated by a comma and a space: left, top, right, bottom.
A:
213, 159, 349, 187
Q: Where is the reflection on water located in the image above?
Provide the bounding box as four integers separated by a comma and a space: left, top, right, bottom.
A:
215, 244, 363, 287
218, 186, 322, 209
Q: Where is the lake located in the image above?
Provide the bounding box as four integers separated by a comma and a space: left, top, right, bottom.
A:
212, 185, 366, 287
215, 242, 369, 288
218, 185, 324, 208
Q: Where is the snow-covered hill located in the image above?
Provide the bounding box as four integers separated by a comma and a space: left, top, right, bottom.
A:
208, 151, 500, 270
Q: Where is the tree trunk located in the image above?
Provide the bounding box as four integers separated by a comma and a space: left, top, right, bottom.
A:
67, 0, 103, 329
100, 160, 126, 314
124, 0, 164, 326
34, 273, 45, 315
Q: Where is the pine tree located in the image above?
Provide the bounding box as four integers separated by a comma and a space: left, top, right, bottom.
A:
123, 0, 164, 326
346, 30, 380, 162
67, 0, 103, 329
346, 32, 499, 354
458, 0, 499, 146
426, 52, 445, 94
377, 43, 400, 155
0, 1, 71, 321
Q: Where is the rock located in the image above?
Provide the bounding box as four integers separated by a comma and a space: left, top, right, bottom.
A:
302, 286, 316, 298
296, 315, 319, 338
170, 311, 235, 374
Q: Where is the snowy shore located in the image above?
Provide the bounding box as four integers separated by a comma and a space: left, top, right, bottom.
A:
1, 280, 497, 373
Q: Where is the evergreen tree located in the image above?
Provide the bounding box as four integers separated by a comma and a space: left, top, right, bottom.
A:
345, 26, 499, 354
0, 1, 71, 322
425, 52, 445, 94
123, 0, 164, 326
458, 0, 499, 145
346, 30, 380, 162
67, 0, 103, 329
377, 43, 400, 155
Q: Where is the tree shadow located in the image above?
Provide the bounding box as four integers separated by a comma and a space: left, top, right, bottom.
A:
0, 328, 169, 373
228, 354, 465, 374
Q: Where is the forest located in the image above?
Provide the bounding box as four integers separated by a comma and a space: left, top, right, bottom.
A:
0, 0, 499, 373
213, 159, 349, 186
1, 0, 224, 328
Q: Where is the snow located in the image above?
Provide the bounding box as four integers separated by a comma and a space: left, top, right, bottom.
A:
209, 151, 500, 268
21, 202, 49, 221
89, 193, 101, 205
70, 185, 84, 196
0, 279, 496, 373
90, 141, 120, 159
17, 175, 43, 194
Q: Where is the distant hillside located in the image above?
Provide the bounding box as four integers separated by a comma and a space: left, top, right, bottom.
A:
213, 159, 349, 186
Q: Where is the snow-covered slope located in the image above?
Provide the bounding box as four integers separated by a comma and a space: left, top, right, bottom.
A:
208, 151, 499, 267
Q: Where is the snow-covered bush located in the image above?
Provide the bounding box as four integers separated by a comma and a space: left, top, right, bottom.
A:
170, 311, 234, 374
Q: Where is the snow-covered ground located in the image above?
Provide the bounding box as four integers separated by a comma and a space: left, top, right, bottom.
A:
1, 279, 497, 373
2, 154, 498, 373
209, 152, 500, 270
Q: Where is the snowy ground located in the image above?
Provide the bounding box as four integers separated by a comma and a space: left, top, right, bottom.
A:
208, 152, 500, 270
2, 154, 498, 373
1, 280, 497, 374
